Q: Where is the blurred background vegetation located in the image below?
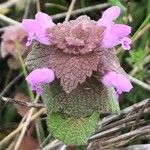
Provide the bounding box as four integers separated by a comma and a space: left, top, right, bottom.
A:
0, 0, 150, 149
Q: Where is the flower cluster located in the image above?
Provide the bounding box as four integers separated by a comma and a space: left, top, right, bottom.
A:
1, 26, 27, 58
23, 6, 133, 96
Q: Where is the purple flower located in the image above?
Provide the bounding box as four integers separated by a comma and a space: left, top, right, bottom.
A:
22, 12, 55, 46
26, 68, 55, 95
98, 6, 131, 49
102, 71, 133, 95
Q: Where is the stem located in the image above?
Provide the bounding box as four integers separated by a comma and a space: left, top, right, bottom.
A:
132, 14, 150, 39
15, 42, 34, 101
129, 75, 150, 91
15, 42, 45, 146
132, 23, 150, 42
40, 134, 52, 148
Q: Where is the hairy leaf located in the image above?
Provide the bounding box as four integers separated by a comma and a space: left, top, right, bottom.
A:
42, 77, 120, 118
26, 43, 127, 94
49, 50, 100, 93
25, 43, 52, 70
26, 43, 100, 93
97, 48, 128, 78
47, 111, 99, 145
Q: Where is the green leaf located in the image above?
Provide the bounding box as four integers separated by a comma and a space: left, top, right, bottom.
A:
42, 77, 120, 118
47, 111, 99, 145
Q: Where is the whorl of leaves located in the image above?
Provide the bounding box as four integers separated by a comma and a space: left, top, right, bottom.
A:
26, 43, 99, 93
25, 15, 128, 93
26, 42, 127, 93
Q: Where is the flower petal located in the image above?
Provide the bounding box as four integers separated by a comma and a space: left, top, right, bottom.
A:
101, 24, 131, 48
112, 24, 131, 38
102, 28, 119, 48
40, 68, 55, 83
26, 68, 55, 94
22, 19, 40, 33
35, 12, 55, 28
102, 71, 133, 94
97, 6, 120, 26
102, 6, 121, 21
36, 32, 51, 45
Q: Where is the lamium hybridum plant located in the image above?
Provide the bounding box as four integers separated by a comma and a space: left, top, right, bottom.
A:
22, 6, 133, 145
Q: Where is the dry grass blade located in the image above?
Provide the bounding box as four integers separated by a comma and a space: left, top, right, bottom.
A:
0, 73, 23, 97
14, 95, 40, 150
0, 108, 46, 148
0, 14, 21, 25
65, 0, 77, 22
121, 144, 150, 150
1, 96, 44, 108
35, 98, 150, 150
129, 75, 150, 91
41, 140, 62, 150
51, 3, 109, 20
87, 98, 150, 150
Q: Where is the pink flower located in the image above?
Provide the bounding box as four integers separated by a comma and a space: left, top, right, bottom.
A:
102, 71, 133, 95
26, 68, 55, 95
98, 6, 131, 50
22, 12, 55, 46
1, 26, 27, 58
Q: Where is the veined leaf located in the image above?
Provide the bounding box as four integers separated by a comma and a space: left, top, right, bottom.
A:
42, 77, 120, 118
47, 111, 99, 145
